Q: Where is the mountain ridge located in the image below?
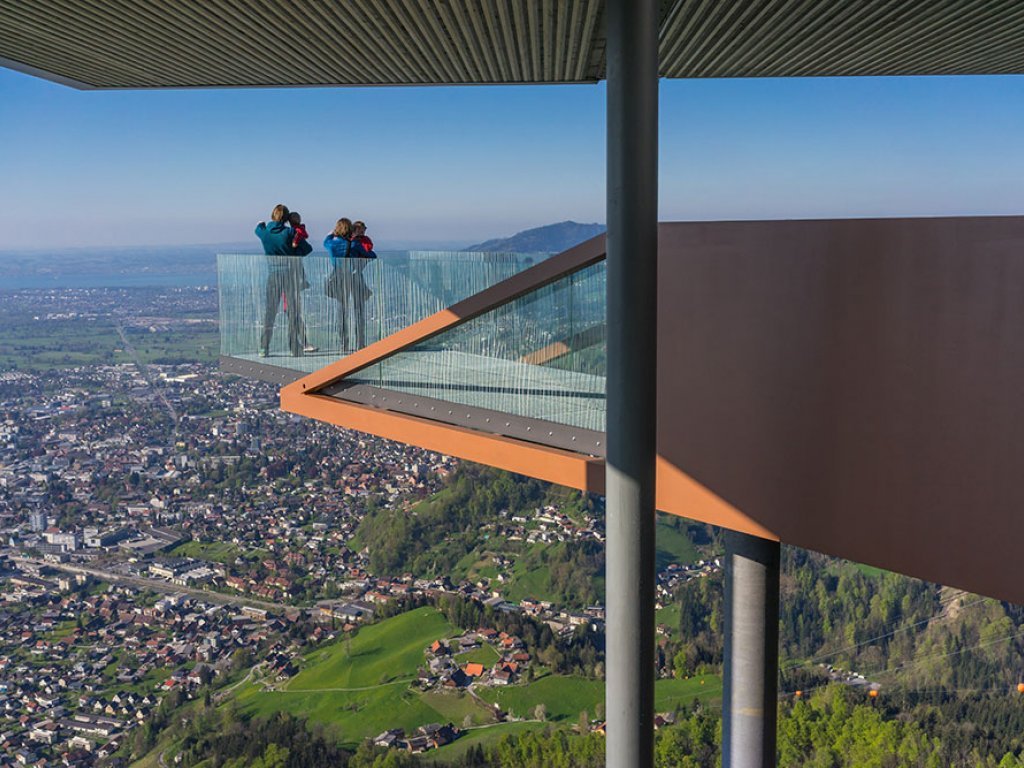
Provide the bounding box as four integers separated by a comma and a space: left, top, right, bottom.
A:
463, 220, 605, 253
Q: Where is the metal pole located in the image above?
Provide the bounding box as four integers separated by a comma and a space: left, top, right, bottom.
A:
722, 530, 781, 768
605, 1, 659, 767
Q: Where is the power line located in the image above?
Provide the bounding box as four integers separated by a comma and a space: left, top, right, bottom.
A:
779, 625, 1024, 699
781, 595, 988, 672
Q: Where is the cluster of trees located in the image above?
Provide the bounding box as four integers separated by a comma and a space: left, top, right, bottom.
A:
778, 685, 1024, 768
356, 464, 549, 575
356, 464, 601, 606
662, 569, 724, 678
163, 708, 348, 768
516, 539, 604, 607
775, 548, 1024, 695
657, 541, 1024, 696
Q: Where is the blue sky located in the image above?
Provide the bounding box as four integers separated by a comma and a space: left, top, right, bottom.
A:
1, 67, 1023, 249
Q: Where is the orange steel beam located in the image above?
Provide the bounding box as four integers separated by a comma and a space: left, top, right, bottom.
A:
519, 323, 607, 366
655, 456, 779, 541
281, 389, 607, 494
282, 385, 780, 541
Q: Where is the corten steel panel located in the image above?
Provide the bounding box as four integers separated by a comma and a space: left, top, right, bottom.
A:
656, 217, 1024, 604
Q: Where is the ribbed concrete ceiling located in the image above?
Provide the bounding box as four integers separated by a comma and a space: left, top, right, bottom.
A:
2, 0, 1024, 89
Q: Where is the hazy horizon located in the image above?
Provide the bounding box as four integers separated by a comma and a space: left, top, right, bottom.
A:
4, 67, 1024, 251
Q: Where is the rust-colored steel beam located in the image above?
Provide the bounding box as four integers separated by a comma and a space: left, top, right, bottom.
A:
281, 391, 606, 494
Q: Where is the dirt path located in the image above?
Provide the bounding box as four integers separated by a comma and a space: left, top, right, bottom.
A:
263, 677, 415, 693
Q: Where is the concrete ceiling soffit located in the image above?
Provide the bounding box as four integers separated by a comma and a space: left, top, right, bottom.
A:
659, 0, 1024, 78
6, 1, 1024, 89
0, 0, 607, 88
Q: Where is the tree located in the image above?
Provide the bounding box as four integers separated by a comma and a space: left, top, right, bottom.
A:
231, 648, 252, 673
578, 709, 590, 733
533, 703, 547, 722
255, 743, 289, 768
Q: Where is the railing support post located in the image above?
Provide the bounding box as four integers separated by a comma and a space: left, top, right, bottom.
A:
604, 1, 659, 767
723, 530, 781, 768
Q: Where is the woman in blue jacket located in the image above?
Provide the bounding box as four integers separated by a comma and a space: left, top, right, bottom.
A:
324, 218, 376, 351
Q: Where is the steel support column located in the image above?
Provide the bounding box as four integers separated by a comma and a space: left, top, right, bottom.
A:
722, 530, 781, 768
605, 1, 659, 766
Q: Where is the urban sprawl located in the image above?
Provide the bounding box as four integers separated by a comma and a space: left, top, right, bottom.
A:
0, 287, 718, 766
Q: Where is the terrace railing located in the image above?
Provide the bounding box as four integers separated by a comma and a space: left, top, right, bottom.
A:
220, 247, 609, 438
218, 251, 546, 376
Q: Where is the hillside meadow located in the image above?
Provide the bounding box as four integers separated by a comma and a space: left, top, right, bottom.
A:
231, 606, 722, 752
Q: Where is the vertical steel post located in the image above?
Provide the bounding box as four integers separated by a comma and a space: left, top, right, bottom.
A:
605, 1, 659, 767
722, 530, 781, 768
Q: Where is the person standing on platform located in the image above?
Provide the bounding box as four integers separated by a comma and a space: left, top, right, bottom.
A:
255, 203, 305, 358
287, 210, 317, 353
324, 217, 375, 352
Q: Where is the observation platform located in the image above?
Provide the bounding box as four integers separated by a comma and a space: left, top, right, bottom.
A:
219, 248, 608, 449
222, 216, 1024, 608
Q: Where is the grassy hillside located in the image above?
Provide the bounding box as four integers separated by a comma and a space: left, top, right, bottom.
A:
230, 605, 720, 750
290, 607, 452, 689
234, 607, 462, 745
655, 514, 702, 570
478, 673, 722, 723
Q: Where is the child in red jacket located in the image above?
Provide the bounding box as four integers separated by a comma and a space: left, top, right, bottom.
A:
289, 211, 309, 251
352, 220, 375, 255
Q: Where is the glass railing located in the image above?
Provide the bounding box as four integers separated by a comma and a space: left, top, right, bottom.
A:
219, 250, 607, 435
348, 260, 607, 433
218, 251, 545, 375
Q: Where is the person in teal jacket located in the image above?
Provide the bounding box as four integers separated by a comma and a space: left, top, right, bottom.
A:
255, 204, 306, 357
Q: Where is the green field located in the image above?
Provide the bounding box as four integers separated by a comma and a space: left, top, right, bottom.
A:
478, 673, 722, 723
228, 607, 718, 750
170, 540, 240, 564
853, 563, 889, 578
656, 603, 682, 632
655, 514, 702, 570
290, 607, 454, 689
654, 675, 723, 710
503, 558, 556, 603
478, 675, 602, 722
0, 316, 217, 372
501, 542, 605, 605
455, 644, 501, 667
234, 607, 468, 746
0, 320, 122, 371
419, 691, 494, 726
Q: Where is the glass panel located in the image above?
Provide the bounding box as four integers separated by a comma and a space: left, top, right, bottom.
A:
350, 261, 607, 433
218, 251, 544, 375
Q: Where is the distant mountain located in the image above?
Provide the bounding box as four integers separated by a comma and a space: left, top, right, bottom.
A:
463, 221, 605, 253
